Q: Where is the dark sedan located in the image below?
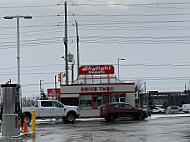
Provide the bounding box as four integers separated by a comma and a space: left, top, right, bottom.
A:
100, 103, 149, 122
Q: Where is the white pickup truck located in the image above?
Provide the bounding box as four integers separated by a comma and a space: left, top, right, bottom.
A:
22, 100, 79, 124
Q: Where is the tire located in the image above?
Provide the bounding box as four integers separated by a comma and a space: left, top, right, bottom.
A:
134, 112, 144, 121
105, 117, 109, 122
107, 114, 115, 122
65, 112, 76, 123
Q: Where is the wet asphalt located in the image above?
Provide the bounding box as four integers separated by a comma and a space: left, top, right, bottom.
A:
1, 115, 190, 142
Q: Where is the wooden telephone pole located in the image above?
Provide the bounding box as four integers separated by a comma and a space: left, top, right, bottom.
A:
64, 1, 69, 84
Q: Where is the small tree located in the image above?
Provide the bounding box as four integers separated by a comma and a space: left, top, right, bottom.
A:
135, 80, 144, 94
22, 97, 38, 107
147, 93, 154, 108
135, 80, 144, 107
162, 101, 168, 109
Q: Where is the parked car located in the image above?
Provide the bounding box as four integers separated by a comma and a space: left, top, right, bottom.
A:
22, 100, 80, 124
182, 104, 190, 113
99, 103, 149, 122
150, 107, 166, 114
166, 106, 180, 114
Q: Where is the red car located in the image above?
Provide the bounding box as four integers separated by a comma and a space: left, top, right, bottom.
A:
100, 103, 149, 122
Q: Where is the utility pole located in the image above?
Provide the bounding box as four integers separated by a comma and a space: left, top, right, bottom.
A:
64, 1, 69, 84
117, 58, 125, 79
75, 20, 80, 76
144, 82, 146, 105
72, 63, 74, 83
55, 75, 57, 100
40, 80, 44, 99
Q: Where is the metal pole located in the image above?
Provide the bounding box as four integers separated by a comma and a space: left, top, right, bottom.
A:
117, 58, 119, 79
40, 80, 43, 98
144, 82, 146, 105
117, 58, 125, 79
75, 21, 80, 77
40, 80, 41, 96
55, 75, 57, 100
4, 15, 32, 85
64, 1, 69, 84
72, 63, 74, 83
16, 16, 21, 85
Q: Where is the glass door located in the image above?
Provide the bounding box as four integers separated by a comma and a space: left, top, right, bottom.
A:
92, 94, 102, 109
102, 94, 110, 104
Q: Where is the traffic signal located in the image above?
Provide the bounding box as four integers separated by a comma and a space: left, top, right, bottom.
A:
58, 72, 62, 82
63, 72, 66, 77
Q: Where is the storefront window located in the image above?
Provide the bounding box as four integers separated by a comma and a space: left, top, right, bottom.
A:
119, 97, 126, 102
93, 94, 102, 106
80, 95, 92, 106
103, 94, 110, 104
112, 93, 119, 102
61, 98, 79, 106
80, 93, 111, 109
119, 93, 126, 102
119, 93, 125, 97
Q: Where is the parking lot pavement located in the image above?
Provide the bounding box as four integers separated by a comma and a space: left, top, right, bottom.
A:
0, 113, 190, 142
35, 115, 190, 142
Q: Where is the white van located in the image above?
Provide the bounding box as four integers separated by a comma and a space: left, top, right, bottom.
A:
182, 104, 190, 113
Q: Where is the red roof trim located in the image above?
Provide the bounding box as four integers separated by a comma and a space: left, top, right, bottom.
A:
61, 83, 135, 87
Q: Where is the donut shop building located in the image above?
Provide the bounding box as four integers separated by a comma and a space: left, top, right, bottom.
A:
60, 65, 135, 117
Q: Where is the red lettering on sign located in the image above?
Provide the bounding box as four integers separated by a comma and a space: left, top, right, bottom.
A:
79, 65, 114, 75
81, 86, 114, 92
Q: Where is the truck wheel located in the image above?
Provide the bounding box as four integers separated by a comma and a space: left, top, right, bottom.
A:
65, 112, 76, 123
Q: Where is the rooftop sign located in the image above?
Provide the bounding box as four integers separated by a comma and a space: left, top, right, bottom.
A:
79, 65, 114, 75
47, 88, 60, 97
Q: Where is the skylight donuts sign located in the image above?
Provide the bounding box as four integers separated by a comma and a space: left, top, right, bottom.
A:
79, 65, 114, 75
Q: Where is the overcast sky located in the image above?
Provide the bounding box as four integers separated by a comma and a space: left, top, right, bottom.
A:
0, 0, 190, 98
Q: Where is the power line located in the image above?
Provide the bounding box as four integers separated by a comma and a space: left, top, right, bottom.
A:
68, 1, 190, 8
74, 13, 190, 17
0, 1, 190, 9
122, 76, 190, 81
76, 20, 190, 27
0, 4, 57, 9
0, 72, 60, 76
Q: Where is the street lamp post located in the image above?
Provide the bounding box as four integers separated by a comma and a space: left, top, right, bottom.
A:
40, 80, 44, 97
4, 15, 32, 85
117, 58, 125, 79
